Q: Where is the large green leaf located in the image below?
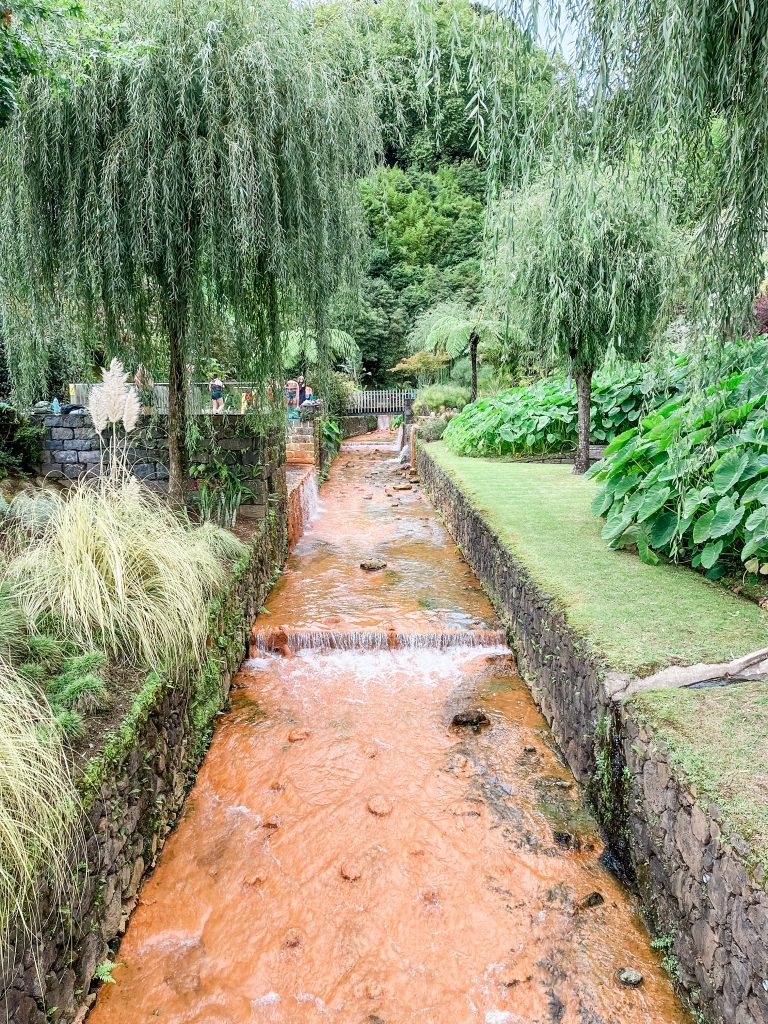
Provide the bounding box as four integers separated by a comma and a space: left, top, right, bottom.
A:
636, 484, 671, 523
709, 498, 744, 539
692, 509, 715, 543
700, 540, 723, 569
741, 477, 768, 505
648, 510, 678, 548
712, 451, 749, 495
602, 510, 634, 543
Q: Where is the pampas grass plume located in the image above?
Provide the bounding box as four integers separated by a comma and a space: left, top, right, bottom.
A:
88, 359, 141, 434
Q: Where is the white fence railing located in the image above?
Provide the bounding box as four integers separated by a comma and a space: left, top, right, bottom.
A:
346, 389, 415, 415
70, 383, 416, 417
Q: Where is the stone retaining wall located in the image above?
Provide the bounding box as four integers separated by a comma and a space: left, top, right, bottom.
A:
34, 412, 285, 519
339, 415, 378, 439
417, 442, 768, 1024
2, 490, 287, 1024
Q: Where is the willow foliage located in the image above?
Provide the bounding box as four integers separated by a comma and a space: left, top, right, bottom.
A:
0, 0, 380, 495
408, 0, 768, 325
492, 164, 677, 469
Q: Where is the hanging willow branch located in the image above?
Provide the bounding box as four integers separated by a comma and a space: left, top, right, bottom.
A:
406, 0, 768, 330
0, 0, 380, 498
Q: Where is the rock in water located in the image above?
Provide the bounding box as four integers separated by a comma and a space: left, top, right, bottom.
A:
451, 709, 490, 733
616, 967, 644, 987
367, 795, 393, 817
360, 558, 387, 571
340, 860, 362, 881
577, 891, 605, 909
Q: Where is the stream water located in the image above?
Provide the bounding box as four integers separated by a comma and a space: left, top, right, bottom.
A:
89, 439, 687, 1024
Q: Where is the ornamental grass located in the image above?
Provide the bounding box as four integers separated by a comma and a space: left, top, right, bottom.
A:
8, 475, 245, 673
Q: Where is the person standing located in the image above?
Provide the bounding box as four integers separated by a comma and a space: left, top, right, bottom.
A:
297, 375, 307, 406
209, 373, 225, 414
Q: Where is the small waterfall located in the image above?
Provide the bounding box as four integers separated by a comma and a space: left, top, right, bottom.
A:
395, 424, 404, 450
287, 470, 320, 546
250, 628, 508, 653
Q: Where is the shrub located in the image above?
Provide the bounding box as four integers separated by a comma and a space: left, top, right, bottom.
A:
0, 407, 42, 479
48, 674, 108, 716
417, 416, 450, 442
413, 383, 470, 415
8, 476, 246, 671
589, 337, 768, 576
319, 372, 356, 420
0, 663, 81, 958
442, 360, 689, 458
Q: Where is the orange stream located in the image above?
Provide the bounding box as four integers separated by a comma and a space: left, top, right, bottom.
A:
90, 441, 688, 1024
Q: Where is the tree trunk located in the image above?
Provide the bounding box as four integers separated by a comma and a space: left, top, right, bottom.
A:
167, 323, 189, 506
469, 331, 479, 403
573, 368, 592, 475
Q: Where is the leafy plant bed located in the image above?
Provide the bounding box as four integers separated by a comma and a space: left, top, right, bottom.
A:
427, 442, 767, 674
443, 358, 689, 458
589, 336, 768, 582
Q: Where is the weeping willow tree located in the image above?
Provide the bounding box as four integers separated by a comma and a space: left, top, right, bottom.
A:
408, 301, 504, 402
407, 0, 768, 331
0, 0, 379, 500
494, 164, 677, 473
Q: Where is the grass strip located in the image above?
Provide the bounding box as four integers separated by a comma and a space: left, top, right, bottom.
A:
427, 442, 767, 674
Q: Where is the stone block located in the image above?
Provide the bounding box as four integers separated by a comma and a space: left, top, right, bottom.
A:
63, 438, 94, 451
51, 427, 74, 440
43, 414, 63, 426
132, 462, 157, 480
52, 449, 79, 464
43, 438, 64, 451
238, 504, 266, 520
73, 426, 97, 440
79, 450, 102, 464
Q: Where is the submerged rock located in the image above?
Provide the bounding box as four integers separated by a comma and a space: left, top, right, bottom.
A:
451, 709, 491, 733
367, 795, 393, 817
577, 891, 605, 909
616, 967, 644, 987
340, 860, 362, 881
360, 558, 387, 571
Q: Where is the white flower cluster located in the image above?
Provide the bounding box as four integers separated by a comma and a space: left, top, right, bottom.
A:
88, 359, 141, 434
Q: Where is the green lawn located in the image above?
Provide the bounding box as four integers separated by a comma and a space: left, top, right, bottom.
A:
428, 442, 767, 674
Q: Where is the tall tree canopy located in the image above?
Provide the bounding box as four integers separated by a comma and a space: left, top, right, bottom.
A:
0, 0, 378, 499
493, 164, 677, 472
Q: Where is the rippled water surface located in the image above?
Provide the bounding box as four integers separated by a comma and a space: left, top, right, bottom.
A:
89, 439, 687, 1024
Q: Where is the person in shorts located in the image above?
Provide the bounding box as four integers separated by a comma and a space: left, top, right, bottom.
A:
209, 374, 225, 414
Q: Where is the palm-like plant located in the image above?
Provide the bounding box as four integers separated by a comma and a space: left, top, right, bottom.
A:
408, 301, 504, 402
281, 328, 360, 376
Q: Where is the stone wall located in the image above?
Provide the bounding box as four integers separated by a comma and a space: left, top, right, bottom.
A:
416, 443, 614, 783
338, 415, 378, 439
417, 442, 768, 1024
2, 478, 287, 1024
621, 712, 768, 1024
35, 411, 285, 519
